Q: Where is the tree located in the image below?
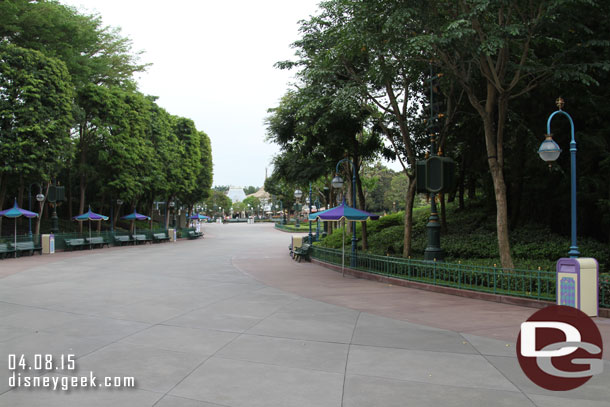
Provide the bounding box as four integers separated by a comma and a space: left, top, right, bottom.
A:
280, 0, 432, 256
0, 0, 147, 89
205, 190, 231, 217
0, 42, 73, 233
412, 0, 610, 268
243, 186, 258, 195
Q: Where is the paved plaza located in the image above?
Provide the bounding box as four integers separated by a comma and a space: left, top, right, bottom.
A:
0, 223, 608, 406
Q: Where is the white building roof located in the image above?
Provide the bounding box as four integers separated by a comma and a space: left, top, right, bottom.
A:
227, 186, 247, 203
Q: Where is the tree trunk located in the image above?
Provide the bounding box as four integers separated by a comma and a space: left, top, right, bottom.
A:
78, 174, 86, 233
355, 159, 368, 250
67, 167, 73, 220
467, 176, 476, 201
402, 177, 417, 257
489, 163, 513, 269
0, 175, 6, 235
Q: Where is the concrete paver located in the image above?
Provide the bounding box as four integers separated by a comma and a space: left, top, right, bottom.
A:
0, 223, 607, 406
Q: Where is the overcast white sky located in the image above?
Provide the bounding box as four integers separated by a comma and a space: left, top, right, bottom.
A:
60, 0, 322, 188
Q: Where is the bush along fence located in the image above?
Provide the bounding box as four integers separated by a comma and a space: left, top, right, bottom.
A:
311, 246, 610, 310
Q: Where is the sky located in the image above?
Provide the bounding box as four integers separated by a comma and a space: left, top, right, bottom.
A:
59, 0, 323, 188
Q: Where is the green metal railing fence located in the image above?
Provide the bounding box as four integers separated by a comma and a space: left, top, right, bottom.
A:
312, 246, 610, 309
601, 277, 610, 309
312, 246, 560, 301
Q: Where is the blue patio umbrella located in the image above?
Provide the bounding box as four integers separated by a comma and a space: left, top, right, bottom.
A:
0, 198, 38, 258
73, 206, 109, 241
121, 210, 150, 235
310, 200, 380, 275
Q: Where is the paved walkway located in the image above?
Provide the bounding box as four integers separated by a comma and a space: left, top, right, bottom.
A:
0, 223, 608, 406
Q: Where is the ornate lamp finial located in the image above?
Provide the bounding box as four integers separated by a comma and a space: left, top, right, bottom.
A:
556, 97, 565, 110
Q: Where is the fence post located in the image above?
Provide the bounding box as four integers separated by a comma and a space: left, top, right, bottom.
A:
537, 267, 541, 300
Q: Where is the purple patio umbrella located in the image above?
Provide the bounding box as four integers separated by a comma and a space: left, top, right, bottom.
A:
73, 206, 109, 242
0, 198, 39, 258
189, 214, 210, 220
121, 210, 150, 235
310, 200, 379, 275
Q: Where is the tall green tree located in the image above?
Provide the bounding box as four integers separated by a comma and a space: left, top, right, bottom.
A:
0, 42, 73, 232
411, 0, 610, 268
280, 0, 431, 256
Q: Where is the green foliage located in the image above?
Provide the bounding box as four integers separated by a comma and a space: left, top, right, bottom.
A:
0, 42, 73, 182
319, 198, 610, 273
0, 1, 213, 230
243, 186, 258, 195
205, 190, 231, 215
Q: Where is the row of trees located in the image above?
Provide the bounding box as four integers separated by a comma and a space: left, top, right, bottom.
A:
266, 0, 610, 268
0, 0, 213, 234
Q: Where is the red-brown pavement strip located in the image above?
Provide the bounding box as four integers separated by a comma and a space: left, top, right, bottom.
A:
233, 254, 610, 359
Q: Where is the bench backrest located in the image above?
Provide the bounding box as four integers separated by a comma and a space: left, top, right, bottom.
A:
153, 233, 167, 238
115, 235, 130, 241
133, 234, 147, 240
87, 237, 104, 243
67, 238, 85, 245
16, 241, 35, 249
0, 243, 11, 250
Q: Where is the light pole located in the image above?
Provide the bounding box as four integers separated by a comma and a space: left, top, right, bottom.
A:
307, 184, 313, 243
169, 201, 176, 228
28, 183, 44, 237
332, 158, 357, 267
294, 189, 303, 227
313, 197, 321, 240
111, 198, 124, 232
279, 200, 285, 225
537, 97, 579, 258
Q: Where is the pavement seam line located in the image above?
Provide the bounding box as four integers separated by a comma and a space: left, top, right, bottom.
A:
459, 332, 539, 406
341, 311, 361, 407
152, 296, 303, 406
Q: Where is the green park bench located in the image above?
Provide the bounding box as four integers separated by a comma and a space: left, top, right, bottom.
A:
133, 234, 152, 244
86, 236, 108, 249
187, 230, 203, 239
0, 243, 16, 259
292, 243, 312, 263
64, 238, 86, 251
15, 241, 42, 256
114, 235, 132, 246
152, 233, 170, 243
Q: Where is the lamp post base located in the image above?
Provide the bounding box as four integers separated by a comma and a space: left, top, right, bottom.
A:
424, 248, 444, 262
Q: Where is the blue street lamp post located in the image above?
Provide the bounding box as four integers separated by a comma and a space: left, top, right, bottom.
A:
308, 183, 313, 243
332, 158, 357, 267
313, 198, 321, 240
537, 98, 579, 258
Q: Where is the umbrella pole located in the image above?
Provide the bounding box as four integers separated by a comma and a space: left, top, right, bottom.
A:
89, 221, 92, 249
342, 219, 345, 277
14, 219, 17, 259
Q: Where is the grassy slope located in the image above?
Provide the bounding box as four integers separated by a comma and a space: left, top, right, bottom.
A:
317, 199, 609, 273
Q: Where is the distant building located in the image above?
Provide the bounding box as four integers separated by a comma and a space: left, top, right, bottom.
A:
227, 186, 247, 203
